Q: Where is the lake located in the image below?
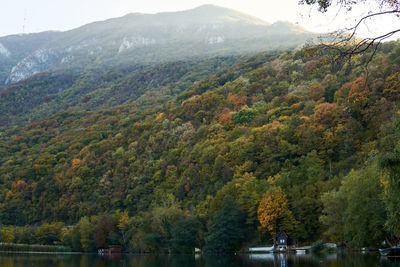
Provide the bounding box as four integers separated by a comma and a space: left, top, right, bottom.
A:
0, 252, 399, 267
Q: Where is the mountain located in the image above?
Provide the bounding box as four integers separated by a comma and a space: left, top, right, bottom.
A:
1, 2, 400, 254
0, 5, 314, 85
0, 40, 399, 251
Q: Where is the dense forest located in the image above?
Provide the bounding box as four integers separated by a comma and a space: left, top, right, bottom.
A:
1, 41, 400, 253
0, 56, 241, 126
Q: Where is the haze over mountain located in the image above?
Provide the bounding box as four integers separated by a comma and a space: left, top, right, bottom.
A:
0, 5, 313, 85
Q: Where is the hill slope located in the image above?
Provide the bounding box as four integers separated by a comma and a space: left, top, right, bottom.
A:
0, 56, 241, 127
0, 42, 399, 251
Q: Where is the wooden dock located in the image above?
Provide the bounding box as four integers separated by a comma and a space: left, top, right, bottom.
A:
249, 246, 311, 253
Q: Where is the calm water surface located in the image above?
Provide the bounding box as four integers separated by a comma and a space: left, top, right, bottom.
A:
0, 252, 399, 267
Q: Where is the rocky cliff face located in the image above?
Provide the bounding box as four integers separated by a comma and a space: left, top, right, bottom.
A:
5, 49, 61, 84
0, 5, 314, 85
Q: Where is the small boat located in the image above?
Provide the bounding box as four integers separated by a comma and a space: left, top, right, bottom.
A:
249, 246, 275, 253
295, 249, 307, 254
379, 247, 400, 257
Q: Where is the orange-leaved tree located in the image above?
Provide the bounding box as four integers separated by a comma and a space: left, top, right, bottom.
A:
257, 187, 288, 237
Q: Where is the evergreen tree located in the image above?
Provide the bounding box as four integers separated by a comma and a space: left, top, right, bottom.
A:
204, 196, 246, 253
169, 217, 200, 253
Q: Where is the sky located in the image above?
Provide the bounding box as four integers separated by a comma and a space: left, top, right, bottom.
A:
0, 0, 398, 40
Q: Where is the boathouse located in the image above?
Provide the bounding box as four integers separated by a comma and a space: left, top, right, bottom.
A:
275, 231, 296, 250
98, 245, 122, 254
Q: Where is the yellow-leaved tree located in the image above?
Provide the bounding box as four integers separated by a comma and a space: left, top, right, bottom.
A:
257, 187, 298, 238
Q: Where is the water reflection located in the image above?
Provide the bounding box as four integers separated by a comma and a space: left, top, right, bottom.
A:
249, 253, 400, 267
0, 252, 400, 267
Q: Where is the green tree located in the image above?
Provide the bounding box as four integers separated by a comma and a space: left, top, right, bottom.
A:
204, 196, 246, 253
169, 217, 200, 253
34, 222, 63, 245
342, 166, 387, 248
383, 72, 400, 101
320, 190, 345, 243
379, 115, 400, 243
77, 217, 94, 252
115, 210, 135, 249
0, 227, 15, 243
209, 172, 269, 226
321, 163, 386, 247
380, 151, 400, 241
232, 108, 257, 124
279, 151, 326, 241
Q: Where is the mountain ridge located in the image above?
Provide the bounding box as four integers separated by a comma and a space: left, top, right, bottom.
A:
0, 5, 314, 85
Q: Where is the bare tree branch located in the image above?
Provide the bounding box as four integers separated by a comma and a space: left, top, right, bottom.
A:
344, 10, 400, 41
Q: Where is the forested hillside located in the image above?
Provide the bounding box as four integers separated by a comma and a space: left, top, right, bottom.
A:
0, 56, 240, 126
0, 41, 400, 252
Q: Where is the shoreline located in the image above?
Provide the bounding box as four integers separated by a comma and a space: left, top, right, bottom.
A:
0, 251, 82, 255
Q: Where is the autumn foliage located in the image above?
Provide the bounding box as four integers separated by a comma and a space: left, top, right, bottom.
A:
0, 41, 400, 251
257, 187, 288, 235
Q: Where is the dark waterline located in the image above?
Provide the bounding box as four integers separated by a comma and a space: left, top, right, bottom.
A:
1, 252, 400, 267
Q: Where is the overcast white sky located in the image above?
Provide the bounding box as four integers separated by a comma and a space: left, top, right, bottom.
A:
0, 0, 398, 40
